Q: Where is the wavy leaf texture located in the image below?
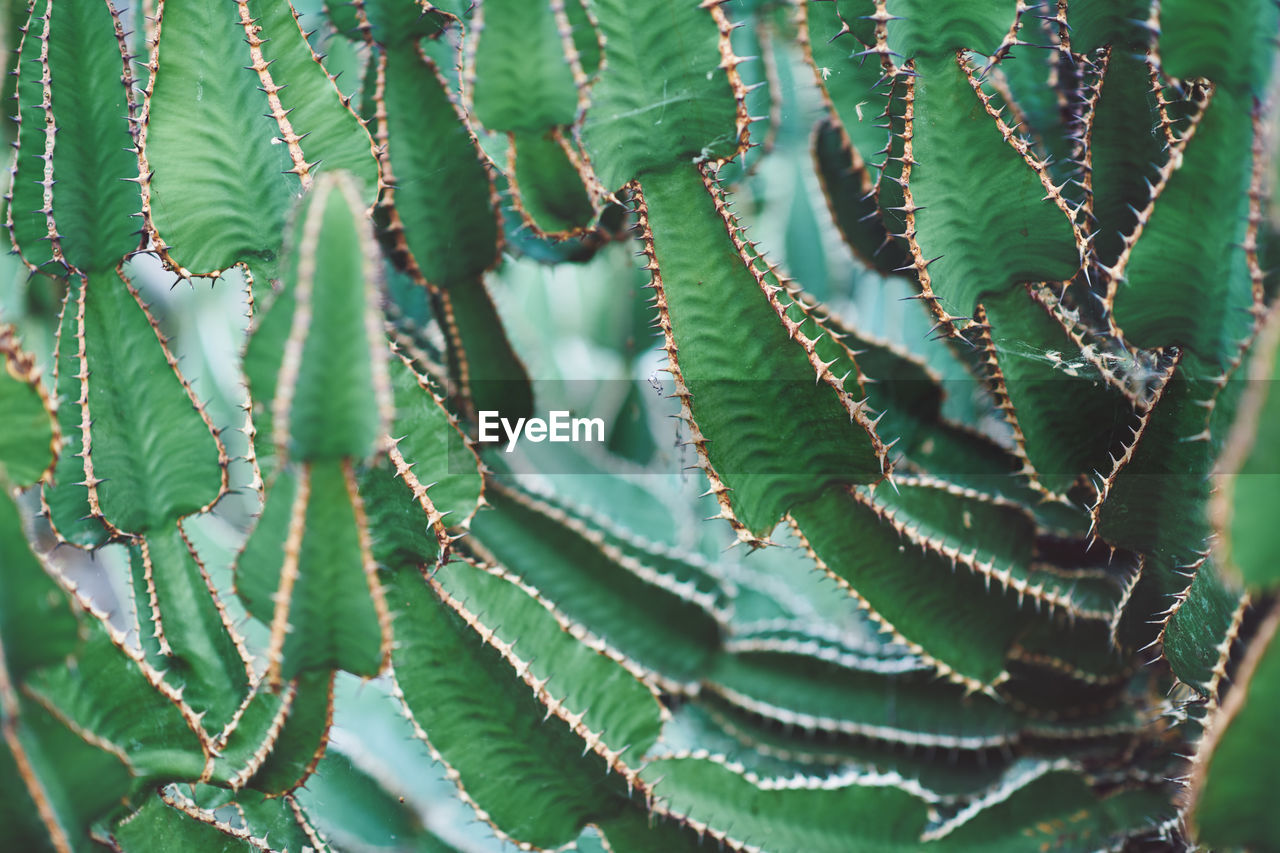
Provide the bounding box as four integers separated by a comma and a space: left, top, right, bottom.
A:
6, 0, 139, 274
0, 2, 1275, 851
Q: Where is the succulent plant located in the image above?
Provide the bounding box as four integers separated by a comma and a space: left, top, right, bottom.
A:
0, 0, 1277, 850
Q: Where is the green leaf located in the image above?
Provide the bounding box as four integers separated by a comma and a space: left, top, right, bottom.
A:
8, 0, 55, 270
708, 649, 1030, 750
904, 54, 1080, 320
233, 790, 330, 853
641, 755, 931, 851
1067, 0, 1152, 53
976, 286, 1134, 499
360, 461, 446, 570
128, 522, 250, 732
581, 0, 744, 189
990, 36, 1070, 179
3, 694, 135, 852
0, 734, 61, 852
469, 0, 579, 132
640, 163, 886, 538
387, 561, 651, 848
1212, 307, 1280, 592
204, 671, 334, 794
295, 751, 457, 852
113, 793, 261, 852
1161, 560, 1246, 697
7, 0, 140, 274
1086, 51, 1165, 270
385, 351, 483, 525
811, 117, 909, 274
235, 460, 390, 684
467, 0, 597, 233
1094, 353, 1214, 565
790, 487, 1030, 691
22, 617, 209, 782
358, 350, 484, 568
77, 271, 224, 534
597, 807, 728, 853
470, 483, 726, 688
435, 278, 535, 422
240, 671, 334, 795
0, 488, 79, 680
326, 0, 452, 47
0, 325, 56, 487
781, 300, 1071, 515
641, 755, 1171, 852
1095, 352, 1226, 653
243, 0, 380, 196
678, 694, 1025, 796
270, 171, 391, 463
1110, 88, 1258, 374
376, 43, 533, 416
41, 272, 223, 543
1005, 612, 1136, 701
804, 0, 892, 169
241, 271, 292, 482
141, 0, 295, 276
1158, 0, 1278, 95
925, 762, 1174, 850
1190, 602, 1280, 850
906, 419, 1044, 508
564, 0, 601, 78
861, 475, 1126, 620
884, 0, 1019, 61
442, 558, 664, 765
379, 44, 498, 286
509, 129, 597, 235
